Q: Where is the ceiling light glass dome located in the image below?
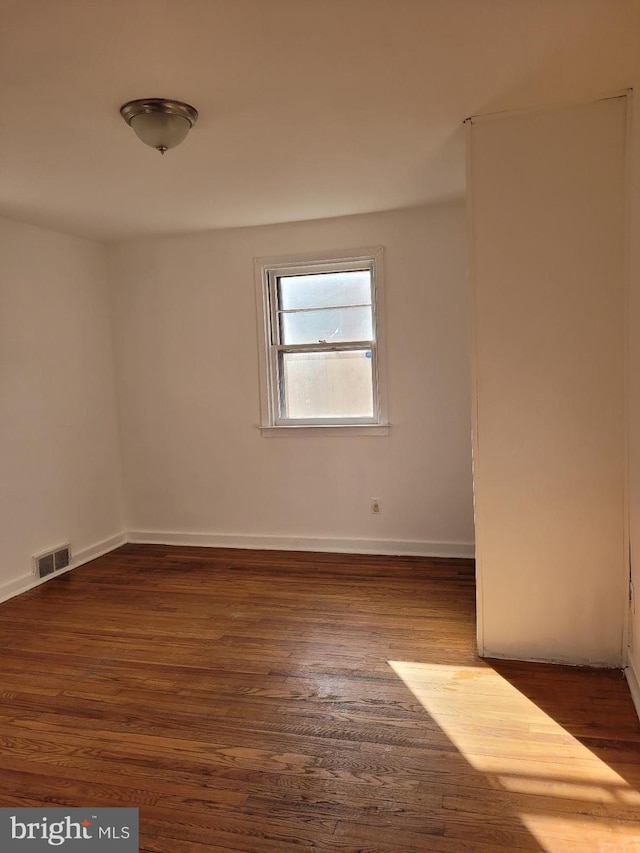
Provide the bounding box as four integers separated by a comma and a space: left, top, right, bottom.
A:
120, 99, 198, 154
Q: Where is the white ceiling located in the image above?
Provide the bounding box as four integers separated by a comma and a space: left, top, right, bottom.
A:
1, 0, 638, 242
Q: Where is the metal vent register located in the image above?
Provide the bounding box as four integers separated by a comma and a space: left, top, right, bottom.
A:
34, 545, 71, 579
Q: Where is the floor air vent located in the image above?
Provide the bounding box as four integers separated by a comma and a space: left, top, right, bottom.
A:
54, 546, 70, 570
34, 544, 71, 579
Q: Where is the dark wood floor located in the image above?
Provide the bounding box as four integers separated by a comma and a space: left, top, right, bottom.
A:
0, 545, 638, 852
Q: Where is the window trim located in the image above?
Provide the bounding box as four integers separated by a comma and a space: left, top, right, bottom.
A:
254, 247, 389, 434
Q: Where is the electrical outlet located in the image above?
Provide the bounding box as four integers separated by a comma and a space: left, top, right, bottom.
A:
370, 498, 381, 514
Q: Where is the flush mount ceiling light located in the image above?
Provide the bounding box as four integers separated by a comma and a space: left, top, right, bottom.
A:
120, 98, 198, 155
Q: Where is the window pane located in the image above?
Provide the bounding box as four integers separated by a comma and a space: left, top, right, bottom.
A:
278, 270, 371, 310
281, 350, 374, 419
280, 306, 372, 345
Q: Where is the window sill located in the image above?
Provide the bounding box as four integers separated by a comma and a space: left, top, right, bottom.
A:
259, 423, 390, 437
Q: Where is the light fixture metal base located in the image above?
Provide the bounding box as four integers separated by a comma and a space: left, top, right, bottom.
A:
120, 98, 198, 127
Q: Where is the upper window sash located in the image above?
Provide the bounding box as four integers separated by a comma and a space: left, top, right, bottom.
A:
267, 262, 376, 347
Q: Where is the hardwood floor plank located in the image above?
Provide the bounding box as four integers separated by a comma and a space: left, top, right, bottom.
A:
0, 545, 638, 852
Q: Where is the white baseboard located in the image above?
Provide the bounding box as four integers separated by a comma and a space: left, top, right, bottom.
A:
626, 648, 640, 723
0, 532, 127, 605
72, 532, 128, 568
0, 573, 35, 604
483, 648, 623, 669
127, 529, 475, 559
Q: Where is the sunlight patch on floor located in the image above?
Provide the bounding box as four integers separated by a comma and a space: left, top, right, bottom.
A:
496, 772, 640, 806
518, 811, 640, 852
389, 661, 640, 852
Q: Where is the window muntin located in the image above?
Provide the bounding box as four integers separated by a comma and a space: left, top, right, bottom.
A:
257, 250, 386, 428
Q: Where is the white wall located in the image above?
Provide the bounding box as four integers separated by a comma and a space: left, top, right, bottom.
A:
469, 98, 627, 666
109, 202, 475, 555
0, 217, 126, 599
627, 86, 640, 710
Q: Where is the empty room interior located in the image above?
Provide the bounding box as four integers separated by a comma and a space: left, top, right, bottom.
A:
3, 1, 640, 851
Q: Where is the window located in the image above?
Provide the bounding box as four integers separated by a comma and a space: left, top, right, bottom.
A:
255, 248, 388, 433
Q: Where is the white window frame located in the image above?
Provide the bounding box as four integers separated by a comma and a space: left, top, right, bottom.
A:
255, 247, 389, 435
